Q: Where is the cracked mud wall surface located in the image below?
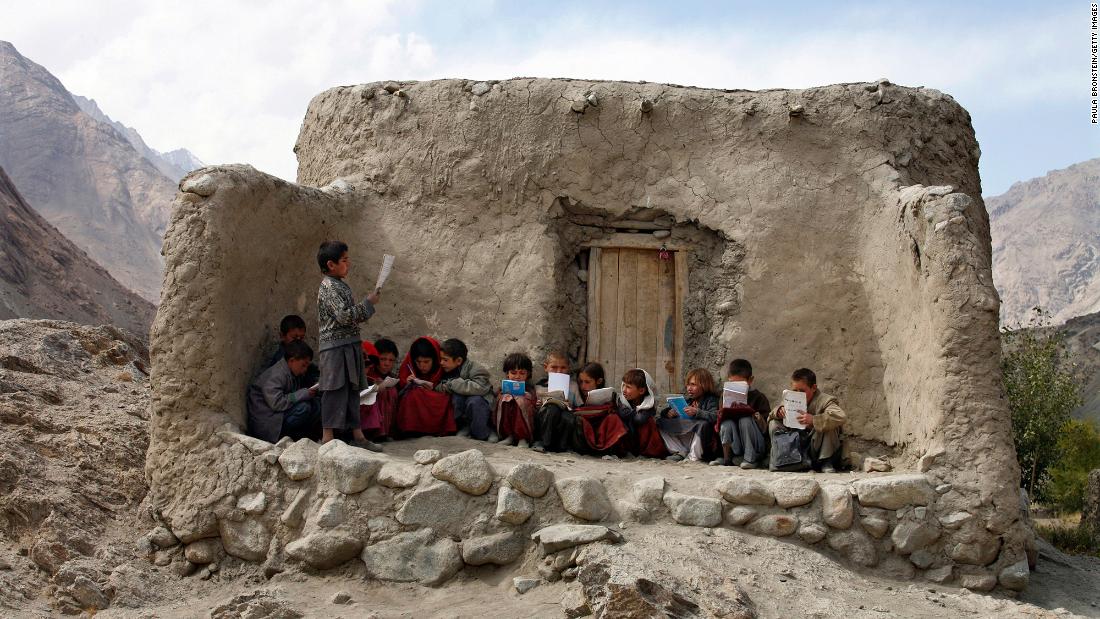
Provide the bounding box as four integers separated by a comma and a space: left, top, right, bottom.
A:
148, 78, 1021, 553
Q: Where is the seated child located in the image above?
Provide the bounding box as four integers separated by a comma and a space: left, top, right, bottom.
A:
616, 368, 668, 458
266, 314, 320, 388
395, 336, 456, 436
248, 340, 320, 443
572, 362, 629, 456
711, 359, 771, 469
768, 368, 847, 473
365, 337, 400, 440
493, 352, 538, 447
533, 351, 583, 453
657, 368, 719, 463
316, 240, 381, 450
435, 338, 494, 440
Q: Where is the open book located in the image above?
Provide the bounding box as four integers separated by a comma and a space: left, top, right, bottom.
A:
545, 372, 571, 402
665, 394, 689, 418
722, 381, 749, 408
379, 376, 399, 389
359, 384, 379, 406
782, 389, 808, 429
584, 387, 615, 406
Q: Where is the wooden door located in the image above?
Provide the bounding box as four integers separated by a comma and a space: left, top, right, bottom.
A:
586, 246, 686, 394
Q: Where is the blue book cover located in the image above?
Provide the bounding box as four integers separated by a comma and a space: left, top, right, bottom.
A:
666, 394, 689, 418
502, 379, 526, 397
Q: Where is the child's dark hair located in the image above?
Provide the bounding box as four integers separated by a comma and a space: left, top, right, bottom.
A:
622, 368, 648, 392
283, 339, 313, 361
792, 368, 817, 386
375, 338, 399, 357
410, 338, 439, 375
502, 352, 534, 377
728, 358, 754, 379
440, 338, 468, 362
279, 314, 306, 335
317, 240, 348, 273
686, 368, 717, 396
579, 362, 605, 388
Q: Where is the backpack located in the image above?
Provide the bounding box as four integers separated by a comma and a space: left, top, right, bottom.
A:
770, 429, 811, 472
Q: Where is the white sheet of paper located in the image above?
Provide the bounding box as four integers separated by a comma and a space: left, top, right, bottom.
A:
380, 376, 399, 389
360, 385, 378, 405
547, 372, 571, 401
782, 389, 808, 429
722, 381, 749, 408
585, 387, 614, 406
374, 254, 395, 290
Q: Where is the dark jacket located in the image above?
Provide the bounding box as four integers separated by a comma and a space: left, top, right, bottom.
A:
248, 358, 313, 443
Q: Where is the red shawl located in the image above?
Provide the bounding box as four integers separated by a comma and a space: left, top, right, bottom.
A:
395, 336, 456, 435
574, 405, 629, 454
494, 390, 537, 441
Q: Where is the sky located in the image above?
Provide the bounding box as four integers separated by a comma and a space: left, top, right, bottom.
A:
4, 0, 1096, 196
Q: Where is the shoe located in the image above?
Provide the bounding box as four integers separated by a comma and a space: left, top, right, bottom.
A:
456, 427, 471, 438
532, 442, 546, 453
739, 460, 758, 470
601, 454, 619, 461
487, 432, 500, 443
709, 458, 729, 467
517, 439, 530, 449
666, 453, 685, 462
821, 464, 836, 474
353, 439, 383, 452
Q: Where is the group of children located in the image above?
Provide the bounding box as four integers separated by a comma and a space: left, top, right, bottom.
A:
245, 240, 848, 472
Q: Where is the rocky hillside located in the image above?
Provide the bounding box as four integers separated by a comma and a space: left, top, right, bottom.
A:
1033, 309, 1100, 426
0, 166, 154, 335
0, 40, 175, 303
72, 95, 204, 182
990, 158, 1100, 327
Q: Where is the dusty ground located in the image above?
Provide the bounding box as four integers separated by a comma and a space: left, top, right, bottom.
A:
1, 319, 1099, 618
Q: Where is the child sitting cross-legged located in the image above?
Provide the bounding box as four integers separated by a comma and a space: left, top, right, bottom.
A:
435, 338, 495, 440
657, 368, 719, 463
248, 339, 321, 443
493, 352, 538, 447
532, 350, 583, 453
395, 337, 456, 436
711, 358, 771, 469
616, 368, 668, 458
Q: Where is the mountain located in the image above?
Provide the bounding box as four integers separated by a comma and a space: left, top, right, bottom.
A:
0, 165, 154, 335
72, 95, 204, 182
0, 40, 175, 302
1016, 310, 1100, 427
989, 158, 1100, 327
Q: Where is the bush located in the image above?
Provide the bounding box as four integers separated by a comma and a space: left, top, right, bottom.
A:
1044, 419, 1100, 514
1035, 521, 1100, 557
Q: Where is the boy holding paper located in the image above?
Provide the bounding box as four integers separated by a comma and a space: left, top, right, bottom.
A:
768, 368, 847, 473
533, 351, 582, 453
435, 338, 495, 440
711, 359, 771, 468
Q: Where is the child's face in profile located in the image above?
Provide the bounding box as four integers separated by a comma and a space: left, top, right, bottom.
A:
287, 356, 311, 376
281, 327, 306, 345
621, 381, 646, 403
326, 252, 350, 278
415, 356, 434, 374
439, 353, 463, 373
578, 372, 601, 395
685, 377, 702, 399
506, 368, 529, 382
544, 357, 569, 375
377, 352, 396, 375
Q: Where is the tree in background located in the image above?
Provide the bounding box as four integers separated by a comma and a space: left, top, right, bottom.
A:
1045, 419, 1100, 513
1002, 308, 1083, 498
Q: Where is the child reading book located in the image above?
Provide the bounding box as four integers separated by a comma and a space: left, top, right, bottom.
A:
248, 340, 320, 443
365, 338, 400, 440
768, 367, 847, 472
616, 368, 667, 458
493, 352, 538, 447
395, 336, 456, 436
571, 362, 629, 456
710, 358, 771, 468
533, 351, 582, 453
435, 338, 494, 440
657, 368, 719, 462
315, 240, 382, 451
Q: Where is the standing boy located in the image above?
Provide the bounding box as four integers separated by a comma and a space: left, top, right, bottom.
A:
710, 358, 771, 468
435, 338, 495, 440
316, 240, 382, 450
769, 368, 846, 472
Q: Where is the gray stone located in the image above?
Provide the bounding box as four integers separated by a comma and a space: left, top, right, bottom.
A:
531, 524, 623, 554
377, 462, 420, 488
331, 591, 352, 605
950, 537, 1001, 566
891, 520, 941, 554
181, 173, 217, 197
218, 518, 271, 562
748, 514, 799, 537
851, 474, 935, 510
663, 492, 722, 527
909, 549, 936, 569
820, 483, 854, 529
413, 449, 442, 465
726, 506, 758, 526
396, 483, 469, 534
236, 492, 266, 514
506, 462, 553, 498
861, 516, 890, 539
938, 511, 972, 529
925, 565, 953, 583
461, 531, 525, 566
312, 495, 349, 529
632, 476, 666, 511
862, 457, 892, 472
514, 576, 541, 594
798, 523, 827, 544
555, 476, 612, 521
616, 500, 651, 523
184, 538, 222, 564
278, 438, 319, 480
716, 477, 775, 506
998, 559, 1030, 591
771, 477, 819, 508
280, 490, 310, 527
471, 81, 491, 96
69, 576, 110, 610
432, 449, 494, 495
496, 486, 534, 525
958, 570, 997, 591
361, 529, 463, 586
561, 583, 590, 618
827, 530, 877, 567
319, 440, 383, 494
149, 526, 179, 549
286, 530, 364, 569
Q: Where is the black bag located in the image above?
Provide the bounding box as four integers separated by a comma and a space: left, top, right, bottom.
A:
771, 429, 811, 472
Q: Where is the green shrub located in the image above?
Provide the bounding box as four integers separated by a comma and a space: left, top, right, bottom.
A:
1044, 419, 1100, 514
1035, 521, 1100, 556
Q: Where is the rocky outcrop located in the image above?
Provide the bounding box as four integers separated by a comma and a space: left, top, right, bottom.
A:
0, 166, 154, 334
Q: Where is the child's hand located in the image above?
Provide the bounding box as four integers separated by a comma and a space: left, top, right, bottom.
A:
664, 409, 677, 419
501, 394, 514, 403
797, 411, 814, 428
308, 387, 318, 398
773, 405, 785, 420
366, 290, 380, 305
684, 405, 699, 417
